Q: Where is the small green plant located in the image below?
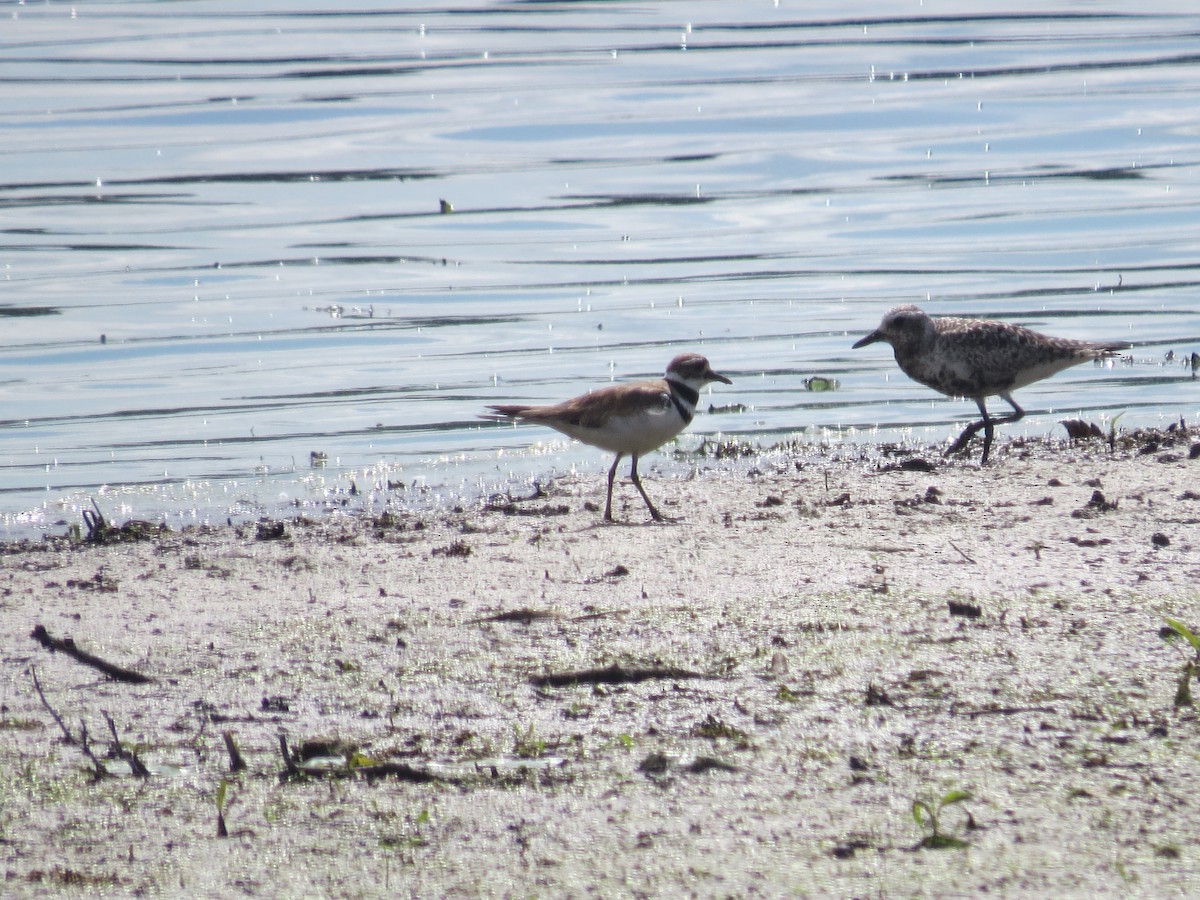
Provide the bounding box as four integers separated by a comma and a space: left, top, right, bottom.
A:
347, 750, 378, 769
776, 684, 800, 703
912, 789, 973, 849
379, 808, 430, 858
1107, 411, 1126, 452
512, 723, 545, 759
1162, 618, 1200, 707
215, 778, 230, 838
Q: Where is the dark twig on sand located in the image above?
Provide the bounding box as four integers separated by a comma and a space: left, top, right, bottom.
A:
278, 734, 302, 779
29, 665, 75, 744
948, 541, 976, 564
30, 624, 154, 684
962, 705, 1059, 718
103, 710, 150, 777
222, 730, 248, 773
78, 720, 109, 780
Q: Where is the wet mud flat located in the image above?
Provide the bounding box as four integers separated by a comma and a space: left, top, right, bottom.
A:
3, 428, 1200, 896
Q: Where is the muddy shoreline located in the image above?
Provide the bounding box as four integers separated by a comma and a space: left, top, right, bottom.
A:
3, 430, 1200, 896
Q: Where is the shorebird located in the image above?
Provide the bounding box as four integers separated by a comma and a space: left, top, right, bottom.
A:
484, 353, 733, 522
852, 305, 1129, 463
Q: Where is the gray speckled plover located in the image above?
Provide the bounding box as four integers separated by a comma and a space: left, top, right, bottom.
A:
485, 353, 733, 522
852, 305, 1130, 463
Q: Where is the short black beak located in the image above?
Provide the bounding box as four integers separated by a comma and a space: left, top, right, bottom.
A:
851, 330, 883, 350
709, 369, 733, 385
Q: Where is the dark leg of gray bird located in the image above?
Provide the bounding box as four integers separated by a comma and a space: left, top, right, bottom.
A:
945, 392, 1025, 463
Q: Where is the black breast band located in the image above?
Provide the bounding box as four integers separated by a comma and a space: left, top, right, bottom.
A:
667, 381, 698, 425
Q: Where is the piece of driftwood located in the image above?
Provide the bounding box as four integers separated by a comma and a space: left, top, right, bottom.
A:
466, 608, 560, 625
334, 762, 436, 782
530, 663, 707, 689
276, 734, 436, 782
30, 625, 154, 684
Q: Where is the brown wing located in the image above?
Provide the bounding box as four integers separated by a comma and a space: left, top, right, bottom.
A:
577, 380, 673, 428
486, 379, 671, 428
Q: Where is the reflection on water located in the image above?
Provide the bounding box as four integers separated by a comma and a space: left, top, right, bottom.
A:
1, 1, 1198, 537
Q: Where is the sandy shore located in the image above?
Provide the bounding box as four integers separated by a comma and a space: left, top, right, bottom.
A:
3, 428, 1200, 897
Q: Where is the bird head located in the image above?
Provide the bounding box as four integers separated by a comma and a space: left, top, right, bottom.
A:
666, 353, 733, 387
852, 305, 933, 354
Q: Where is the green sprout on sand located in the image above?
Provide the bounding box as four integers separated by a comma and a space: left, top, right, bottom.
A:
1107, 411, 1125, 452
776, 684, 801, 703
380, 809, 430, 854
912, 789, 973, 849
215, 777, 230, 838
1162, 618, 1200, 707
512, 723, 546, 759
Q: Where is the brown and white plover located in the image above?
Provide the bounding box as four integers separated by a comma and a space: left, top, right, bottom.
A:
484, 353, 732, 522
852, 305, 1130, 463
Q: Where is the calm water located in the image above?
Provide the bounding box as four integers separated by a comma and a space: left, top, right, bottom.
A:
2, 1, 1198, 537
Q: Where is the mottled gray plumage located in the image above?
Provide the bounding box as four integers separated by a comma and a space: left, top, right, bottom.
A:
853, 305, 1129, 463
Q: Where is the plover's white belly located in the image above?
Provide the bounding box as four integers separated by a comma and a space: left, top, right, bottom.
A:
558, 409, 685, 455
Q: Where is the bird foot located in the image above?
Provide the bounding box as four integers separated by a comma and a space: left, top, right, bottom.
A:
943, 436, 993, 465
943, 436, 974, 457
